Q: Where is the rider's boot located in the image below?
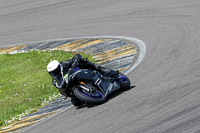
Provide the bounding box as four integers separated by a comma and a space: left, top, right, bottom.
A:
98, 66, 110, 75
97, 66, 119, 76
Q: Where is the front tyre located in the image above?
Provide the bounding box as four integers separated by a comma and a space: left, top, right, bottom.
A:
73, 85, 106, 104
117, 73, 131, 91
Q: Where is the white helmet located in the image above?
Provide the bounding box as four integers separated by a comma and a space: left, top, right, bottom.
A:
47, 60, 61, 78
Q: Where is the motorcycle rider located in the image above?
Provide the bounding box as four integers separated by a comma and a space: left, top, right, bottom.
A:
47, 54, 118, 99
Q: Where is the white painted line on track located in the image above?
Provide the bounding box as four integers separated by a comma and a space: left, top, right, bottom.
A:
13, 36, 146, 133
89, 36, 146, 75
76, 36, 146, 75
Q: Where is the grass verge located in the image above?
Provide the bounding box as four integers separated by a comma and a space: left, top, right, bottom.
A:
0, 50, 95, 127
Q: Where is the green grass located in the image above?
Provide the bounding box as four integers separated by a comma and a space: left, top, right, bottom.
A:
0, 50, 95, 127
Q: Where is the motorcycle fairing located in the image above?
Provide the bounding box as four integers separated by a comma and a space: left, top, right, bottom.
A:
73, 69, 120, 97
99, 80, 120, 96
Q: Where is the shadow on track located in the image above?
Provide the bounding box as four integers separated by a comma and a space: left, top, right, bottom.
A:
75, 85, 136, 109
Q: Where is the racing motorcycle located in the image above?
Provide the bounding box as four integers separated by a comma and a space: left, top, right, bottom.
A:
64, 67, 130, 106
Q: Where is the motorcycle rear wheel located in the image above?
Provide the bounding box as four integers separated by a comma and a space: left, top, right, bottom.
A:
73, 85, 106, 104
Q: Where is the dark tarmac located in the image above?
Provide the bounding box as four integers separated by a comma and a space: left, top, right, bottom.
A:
1, 0, 200, 133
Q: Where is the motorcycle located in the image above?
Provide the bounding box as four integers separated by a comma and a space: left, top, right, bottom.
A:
64, 67, 130, 106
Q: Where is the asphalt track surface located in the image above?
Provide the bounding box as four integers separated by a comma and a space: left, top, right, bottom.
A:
1, 0, 200, 133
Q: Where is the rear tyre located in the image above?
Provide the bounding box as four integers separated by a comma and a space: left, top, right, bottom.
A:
73, 85, 106, 104
117, 73, 131, 91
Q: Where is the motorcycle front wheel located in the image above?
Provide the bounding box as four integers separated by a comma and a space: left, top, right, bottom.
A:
73, 85, 106, 104
117, 73, 131, 91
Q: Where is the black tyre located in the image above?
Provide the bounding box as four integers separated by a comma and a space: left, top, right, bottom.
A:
71, 98, 82, 106
73, 85, 106, 104
117, 73, 131, 91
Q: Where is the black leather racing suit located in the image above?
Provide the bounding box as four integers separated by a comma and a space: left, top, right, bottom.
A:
52, 54, 113, 96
